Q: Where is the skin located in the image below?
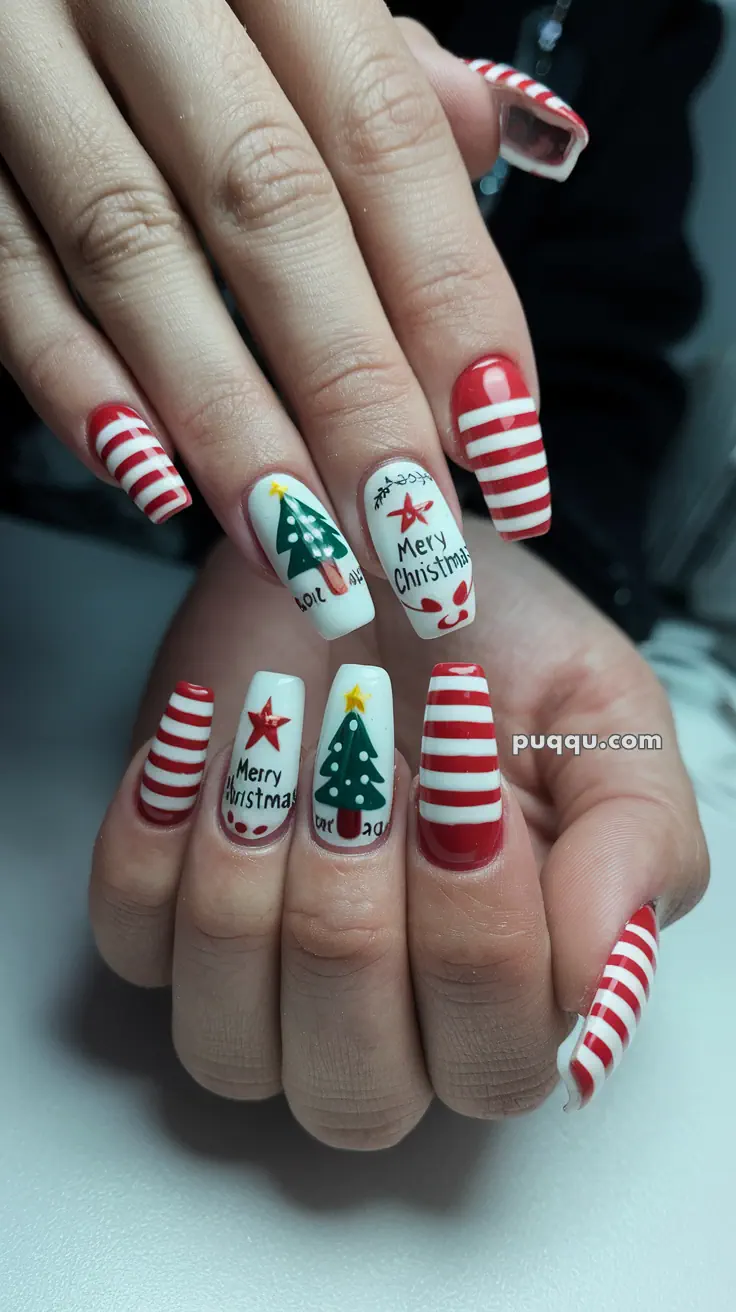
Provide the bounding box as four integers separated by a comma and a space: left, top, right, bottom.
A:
90, 520, 709, 1148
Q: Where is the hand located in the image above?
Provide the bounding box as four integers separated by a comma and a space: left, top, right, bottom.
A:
89, 521, 706, 1144
0, 3, 586, 642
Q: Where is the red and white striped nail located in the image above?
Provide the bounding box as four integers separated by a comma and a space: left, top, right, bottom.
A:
452, 356, 550, 541
138, 682, 214, 825
466, 59, 589, 181
88, 403, 191, 524
560, 904, 660, 1111
418, 662, 502, 871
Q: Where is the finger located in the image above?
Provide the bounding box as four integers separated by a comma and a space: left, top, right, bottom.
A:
537, 645, 709, 1110
89, 681, 214, 986
0, 8, 374, 638
0, 163, 191, 522
172, 672, 304, 1100
241, 0, 554, 543
86, 0, 474, 639
282, 664, 431, 1149
397, 21, 589, 183
409, 661, 564, 1117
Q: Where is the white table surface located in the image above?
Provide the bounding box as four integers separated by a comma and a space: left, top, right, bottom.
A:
1, 515, 735, 1312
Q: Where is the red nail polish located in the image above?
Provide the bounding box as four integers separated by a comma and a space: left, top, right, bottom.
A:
561, 903, 660, 1111
138, 682, 214, 825
452, 356, 551, 541
88, 403, 191, 524
418, 662, 502, 870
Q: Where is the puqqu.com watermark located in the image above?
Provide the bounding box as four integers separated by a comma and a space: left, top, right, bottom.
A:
512, 733, 663, 757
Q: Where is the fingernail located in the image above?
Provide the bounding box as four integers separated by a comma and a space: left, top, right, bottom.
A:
418, 662, 502, 870
363, 460, 475, 639
560, 903, 660, 1112
138, 682, 214, 825
313, 664, 394, 849
466, 59, 589, 181
221, 671, 305, 842
452, 356, 551, 541
88, 404, 192, 524
248, 475, 375, 640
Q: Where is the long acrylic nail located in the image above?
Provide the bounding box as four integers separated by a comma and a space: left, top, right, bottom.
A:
138, 682, 214, 825
248, 475, 375, 640
418, 662, 502, 870
88, 403, 191, 523
221, 671, 305, 842
466, 59, 589, 181
363, 460, 475, 639
561, 904, 660, 1111
313, 664, 394, 849
452, 356, 551, 541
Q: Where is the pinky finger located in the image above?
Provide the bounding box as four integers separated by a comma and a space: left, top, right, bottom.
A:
0, 164, 191, 524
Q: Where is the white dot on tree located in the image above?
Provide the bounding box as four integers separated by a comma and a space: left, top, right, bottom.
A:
305, 515, 316, 523
345, 779, 351, 786
331, 762, 338, 772
287, 533, 298, 543
334, 743, 342, 752
287, 516, 295, 525
313, 548, 322, 557
359, 751, 368, 761
304, 533, 313, 542
329, 787, 338, 797
355, 795, 364, 805
348, 719, 358, 730
360, 774, 368, 784
323, 547, 333, 557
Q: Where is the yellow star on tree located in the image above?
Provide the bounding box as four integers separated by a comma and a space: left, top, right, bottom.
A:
269, 479, 289, 499
344, 684, 370, 714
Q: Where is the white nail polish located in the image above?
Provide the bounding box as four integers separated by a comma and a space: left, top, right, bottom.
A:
222, 671, 305, 842
363, 461, 475, 639
249, 475, 375, 640
313, 664, 394, 849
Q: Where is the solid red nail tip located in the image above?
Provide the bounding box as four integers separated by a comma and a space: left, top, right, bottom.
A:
137, 682, 214, 827
87, 402, 191, 525
452, 357, 551, 543
560, 902, 660, 1112
418, 661, 502, 871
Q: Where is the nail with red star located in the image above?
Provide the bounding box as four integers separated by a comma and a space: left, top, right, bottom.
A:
364, 460, 475, 640
221, 671, 305, 843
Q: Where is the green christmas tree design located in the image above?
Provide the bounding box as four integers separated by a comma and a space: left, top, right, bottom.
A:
314, 688, 386, 839
272, 481, 349, 596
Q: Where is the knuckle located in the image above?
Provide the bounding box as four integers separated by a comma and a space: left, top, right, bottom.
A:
211, 120, 336, 235
68, 185, 187, 281
400, 248, 501, 334
175, 1035, 281, 1103
283, 907, 396, 985
294, 1099, 426, 1151
23, 327, 91, 401
437, 1053, 560, 1120
0, 224, 44, 280
302, 339, 414, 430
340, 51, 446, 168
418, 926, 537, 1008
184, 891, 278, 957
176, 372, 264, 454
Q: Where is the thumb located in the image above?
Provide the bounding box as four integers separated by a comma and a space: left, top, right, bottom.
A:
397, 17, 589, 182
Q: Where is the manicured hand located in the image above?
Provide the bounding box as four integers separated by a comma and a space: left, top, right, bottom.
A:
0, 3, 586, 640
89, 520, 704, 1145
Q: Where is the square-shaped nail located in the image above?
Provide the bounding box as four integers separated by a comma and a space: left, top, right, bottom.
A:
248, 475, 375, 640
88, 403, 191, 523
363, 461, 475, 638
313, 664, 394, 849
222, 671, 305, 842
139, 682, 214, 825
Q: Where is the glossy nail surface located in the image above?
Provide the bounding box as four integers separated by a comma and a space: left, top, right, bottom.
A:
466, 59, 589, 181
452, 356, 551, 541
222, 671, 305, 842
248, 475, 375, 640
418, 662, 501, 870
313, 664, 394, 849
139, 682, 214, 825
561, 904, 660, 1111
88, 404, 191, 524
364, 461, 475, 639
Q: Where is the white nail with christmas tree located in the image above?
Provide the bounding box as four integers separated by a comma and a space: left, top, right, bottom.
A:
221, 671, 305, 843
363, 461, 475, 639
249, 475, 375, 640
313, 664, 394, 849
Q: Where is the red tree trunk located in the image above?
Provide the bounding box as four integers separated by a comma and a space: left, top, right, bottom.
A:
337, 808, 362, 840
319, 559, 348, 596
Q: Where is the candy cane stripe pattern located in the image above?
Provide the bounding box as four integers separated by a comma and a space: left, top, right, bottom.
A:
452, 356, 551, 541
88, 403, 191, 524
138, 682, 214, 825
465, 59, 589, 181
418, 662, 502, 870
560, 904, 660, 1111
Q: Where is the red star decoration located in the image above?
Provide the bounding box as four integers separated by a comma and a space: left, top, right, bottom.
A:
245, 698, 291, 751
387, 492, 434, 534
